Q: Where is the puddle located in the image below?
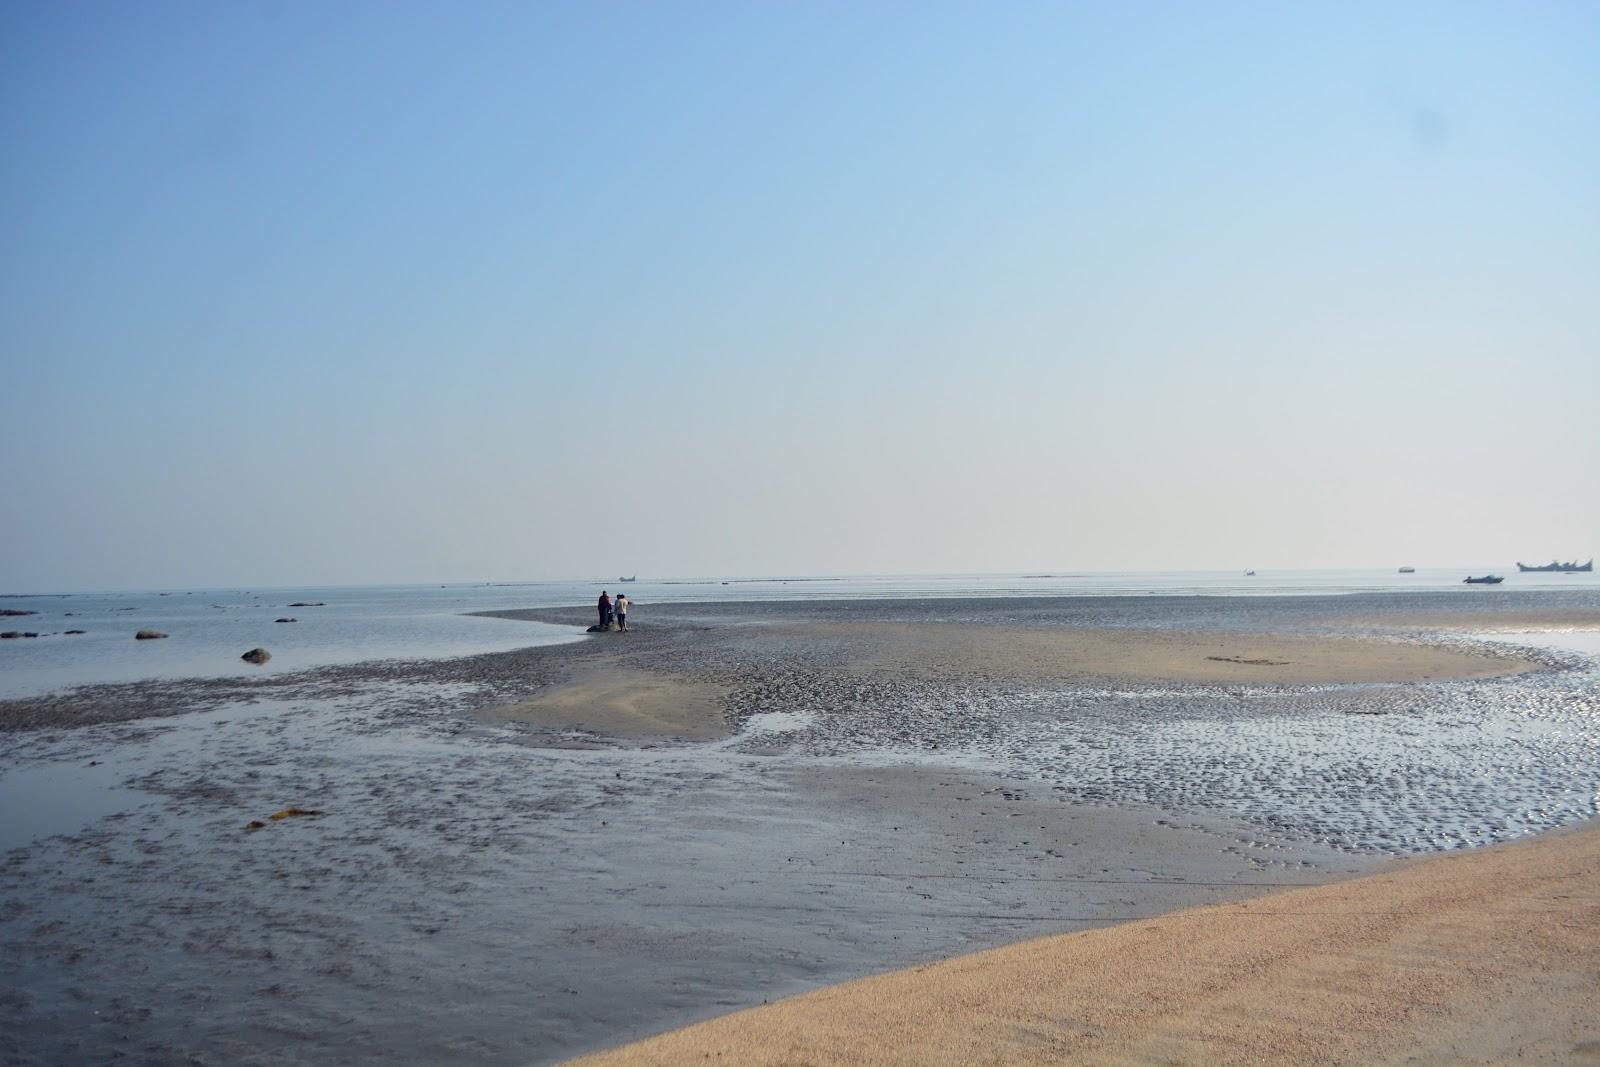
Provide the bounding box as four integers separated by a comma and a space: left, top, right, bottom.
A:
1475, 630, 1600, 660
0, 759, 147, 851
742, 710, 820, 735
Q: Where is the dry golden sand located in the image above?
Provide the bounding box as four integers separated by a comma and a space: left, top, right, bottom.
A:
790, 623, 1536, 685
571, 824, 1600, 1067
478, 666, 730, 739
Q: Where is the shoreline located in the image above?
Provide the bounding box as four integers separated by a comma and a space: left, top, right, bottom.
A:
3, 592, 1598, 1064
569, 819, 1600, 1066
2, 589, 1590, 723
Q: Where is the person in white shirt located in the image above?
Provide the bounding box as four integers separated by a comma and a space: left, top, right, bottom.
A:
614, 595, 630, 631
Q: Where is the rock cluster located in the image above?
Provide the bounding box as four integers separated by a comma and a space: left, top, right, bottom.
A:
241, 648, 271, 664
135, 630, 168, 640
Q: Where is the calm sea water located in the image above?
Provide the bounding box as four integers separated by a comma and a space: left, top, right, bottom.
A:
1, 568, 1593, 698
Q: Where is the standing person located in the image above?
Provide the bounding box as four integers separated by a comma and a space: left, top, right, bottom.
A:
597, 591, 611, 630
615, 593, 629, 632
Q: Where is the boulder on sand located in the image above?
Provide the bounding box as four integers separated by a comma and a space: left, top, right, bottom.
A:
241, 647, 271, 664
135, 630, 168, 640
0, 609, 37, 617
275, 617, 297, 623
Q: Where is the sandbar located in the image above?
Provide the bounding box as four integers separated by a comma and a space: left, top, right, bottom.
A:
783, 622, 1534, 685
478, 666, 730, 740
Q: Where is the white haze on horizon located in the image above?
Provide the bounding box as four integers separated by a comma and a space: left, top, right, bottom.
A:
3, 4, 1595, 593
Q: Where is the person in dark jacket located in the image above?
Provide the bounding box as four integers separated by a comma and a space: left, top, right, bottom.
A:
597, 591, 611, 629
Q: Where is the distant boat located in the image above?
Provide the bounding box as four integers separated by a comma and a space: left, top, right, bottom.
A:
1463, 575, 1504, 585
1515, 559, 1592, 573
1244, 570, 1255, 576
619, 576, 637, 583
1398, 566, 1415, 573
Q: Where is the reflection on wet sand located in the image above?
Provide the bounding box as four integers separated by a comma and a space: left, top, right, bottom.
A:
1, 593, 1596, 1065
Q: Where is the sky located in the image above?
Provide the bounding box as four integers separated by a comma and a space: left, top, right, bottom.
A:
2, 2, 1597, 592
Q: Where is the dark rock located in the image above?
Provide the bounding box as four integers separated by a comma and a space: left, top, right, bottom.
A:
2, 631, 24, 639
241, 647, 271, 664
64, 629, 87, 635
135, 630, 168, 640
0, 609, 37, 617
275, 617, 297, 623
286, 602, 326, 608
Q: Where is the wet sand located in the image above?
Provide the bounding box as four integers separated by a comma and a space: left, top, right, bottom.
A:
572, 823, 1600, 1066
787, 621, 1533, 684
474, 619, 1530, 743
479, 665, 731, 739
2, 592, 1597, 1064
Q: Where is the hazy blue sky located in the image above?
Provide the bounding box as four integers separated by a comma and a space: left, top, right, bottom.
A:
3, 2, 1597, 591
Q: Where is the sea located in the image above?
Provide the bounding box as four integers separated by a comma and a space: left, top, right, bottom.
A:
2, 568, 1595, 699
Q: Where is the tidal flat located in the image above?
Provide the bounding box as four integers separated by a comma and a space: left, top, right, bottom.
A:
1, 593, 1597, 1064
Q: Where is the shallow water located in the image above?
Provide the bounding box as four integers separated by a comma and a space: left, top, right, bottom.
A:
5, 674, 1357, 1065
1478, 629, 1600, 658
0, 760, 148, 852
0, 590, 585, 698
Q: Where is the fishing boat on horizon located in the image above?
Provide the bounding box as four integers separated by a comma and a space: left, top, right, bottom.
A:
1463, 575, 1504, 585
1515, 558, 1592, 573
